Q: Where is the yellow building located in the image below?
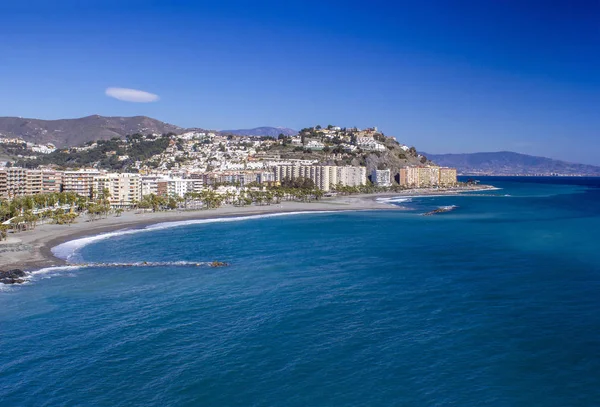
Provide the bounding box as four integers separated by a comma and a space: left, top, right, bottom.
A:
417, 166, 440, 187
439, 168, 457, 186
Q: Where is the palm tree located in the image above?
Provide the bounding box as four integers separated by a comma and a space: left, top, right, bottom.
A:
0, 224, 10, 241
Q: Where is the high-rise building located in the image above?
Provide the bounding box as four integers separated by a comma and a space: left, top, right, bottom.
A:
93, 173, 142, 208
371, 169, 392, 187
417, 166, 440, 187
398, 167, 419, 187
439, 168, 457, 186
0, 170, 7, 199
25, 170, 43, 195
273, 165, 366, 191
336, 166, 366, 187
141, 175, 162, 197
63, 170, 100, 198
156, 178, 196, 198
4, 167, 28, 198
41, 170, 64, 194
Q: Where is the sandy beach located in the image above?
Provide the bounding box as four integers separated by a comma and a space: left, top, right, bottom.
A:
0, 185, 496, 272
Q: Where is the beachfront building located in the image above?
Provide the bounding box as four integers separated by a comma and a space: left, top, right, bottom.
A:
93, 173, 142, 208
156, 178, 197, 198
439, 168, 458, 186
335, 166, 367, 187
417, 166, 441, 187
25, 170, 43, 195
273, 165, 367, 191
398, 166, 419, 187
0, 167, 66, 198
41, 170, 64, 194
141, 175, 162, 197
2, 167, 28, 198
371, 169, 392, 187
62, 169, 100, 198
0, 170, 7, 199
397, 166, 458, 188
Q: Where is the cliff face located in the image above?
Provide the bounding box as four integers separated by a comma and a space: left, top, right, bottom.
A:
0, 115, 183, 147
362, 137, 434, 176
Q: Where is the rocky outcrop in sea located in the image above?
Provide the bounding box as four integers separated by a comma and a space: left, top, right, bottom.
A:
0, 269, 27, 285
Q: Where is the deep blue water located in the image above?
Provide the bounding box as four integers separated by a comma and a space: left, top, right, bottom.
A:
2, 177, 600, 406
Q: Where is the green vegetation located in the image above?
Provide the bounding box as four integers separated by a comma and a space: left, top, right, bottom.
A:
16, 134, 173, 170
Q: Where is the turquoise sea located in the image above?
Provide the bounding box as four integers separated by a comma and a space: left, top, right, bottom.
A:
2, 177, 600, 406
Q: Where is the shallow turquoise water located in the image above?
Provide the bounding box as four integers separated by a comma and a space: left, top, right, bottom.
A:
2, 177, 600, 406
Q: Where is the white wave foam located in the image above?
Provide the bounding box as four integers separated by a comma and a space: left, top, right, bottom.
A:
1, 261, 225, 290
52, 211, 335, 262
376, 197, 413, 204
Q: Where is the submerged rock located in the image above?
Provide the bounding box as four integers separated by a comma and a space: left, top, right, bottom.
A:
0, 269, 27, 285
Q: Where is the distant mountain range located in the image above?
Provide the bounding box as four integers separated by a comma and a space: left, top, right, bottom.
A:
221, 127, 297, 137
425, 151, 600, 176
0, 115, 183, 147
0, 116, 298, 147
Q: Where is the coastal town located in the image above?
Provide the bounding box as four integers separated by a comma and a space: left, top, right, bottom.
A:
0, 125, 458, 215
0, 124, 481, 279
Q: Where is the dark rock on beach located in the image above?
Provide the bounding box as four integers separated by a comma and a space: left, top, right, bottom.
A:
0, 269, 27, 284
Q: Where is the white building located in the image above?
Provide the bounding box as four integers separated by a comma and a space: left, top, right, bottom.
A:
157, 178, 198, 198
305, 140, 325, 150
141, 175, 163, 197
371, 169, 392, 187
357, 137, 386, 152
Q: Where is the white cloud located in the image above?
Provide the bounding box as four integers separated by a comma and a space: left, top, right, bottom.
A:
105, 87, 160, 103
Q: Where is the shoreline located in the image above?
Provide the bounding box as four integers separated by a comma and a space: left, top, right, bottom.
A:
0, 185, 496, 274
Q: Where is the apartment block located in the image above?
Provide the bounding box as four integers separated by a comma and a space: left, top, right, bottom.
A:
439, 167, 457, 186
41, 170, 64, 193
417, 166, 441, 187
62, 170, 100, 198
93, 173, 142, 208
156, 178, 197, 198
25, 170, 43, 195
4, 167, 27, 198
0, 170, 7, 199
336, 166, 367, 187
371, 169, 392, 187
141, 175, 162, 197
398, 166, 419, 187
273, 165, 366, 191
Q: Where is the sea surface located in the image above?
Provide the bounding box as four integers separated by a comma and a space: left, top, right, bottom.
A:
2, 176, 600, 406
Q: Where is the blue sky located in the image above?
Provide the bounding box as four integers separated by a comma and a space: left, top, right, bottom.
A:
1, 1, 599, 164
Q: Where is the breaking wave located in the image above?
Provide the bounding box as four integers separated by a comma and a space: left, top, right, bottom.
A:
376, 197, 413, 204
